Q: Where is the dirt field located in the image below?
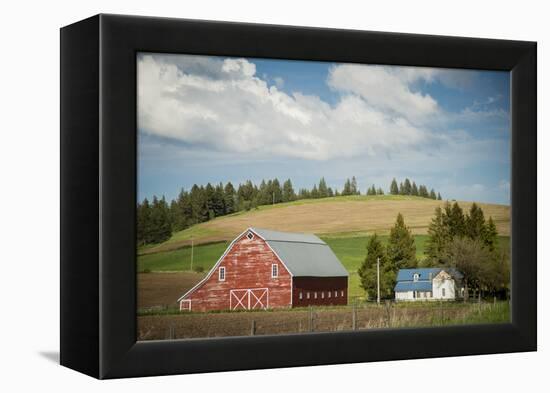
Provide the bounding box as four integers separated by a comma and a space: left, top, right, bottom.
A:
137, 302, 509, 340
138, 272, 205, 309
145, 196, 510, 252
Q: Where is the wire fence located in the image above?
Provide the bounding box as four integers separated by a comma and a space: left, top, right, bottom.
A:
137, 299, 510, 341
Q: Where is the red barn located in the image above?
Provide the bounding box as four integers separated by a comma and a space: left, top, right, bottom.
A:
178, 228, 348, 312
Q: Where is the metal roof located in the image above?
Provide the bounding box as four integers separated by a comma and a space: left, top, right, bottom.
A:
395, 281, 433, 292
396, 268, 442, 282
250, 228, 348, 277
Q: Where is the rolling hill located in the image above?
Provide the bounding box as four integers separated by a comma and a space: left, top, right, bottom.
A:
140, 195, 510, 255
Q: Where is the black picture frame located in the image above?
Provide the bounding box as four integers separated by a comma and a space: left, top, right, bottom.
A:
60, 14, 537, 379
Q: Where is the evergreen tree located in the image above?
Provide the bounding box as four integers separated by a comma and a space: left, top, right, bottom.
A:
327, 187, 334, 197
272, 178, 283, 203
386, 213, 417, 271
318, 177, 328, 198
411, 182, 419, 196
282, 179, 296, 202
403, 178, 412, 195
343, 178, 352, 196
465, 203, 486, 241
205, 183, 216, 220
223, 182, 237, 214
351, 176, 359, 195
448, 202, 466, 238
390, 178, 399, 195
429, 188, 436, 199
358, 234, 393, 299
311, 184, 319, 198
148, 196, 172, 244
399, 182, 405, 195
377, 187, 384, 195
425, 207, 450, 265
137, 198, 152, 245
437, 192, 442, 200
483, 216, 498, 252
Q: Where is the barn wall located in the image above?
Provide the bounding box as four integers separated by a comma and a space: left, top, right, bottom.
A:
292, 276, 348, 307
183, 233, 292, 312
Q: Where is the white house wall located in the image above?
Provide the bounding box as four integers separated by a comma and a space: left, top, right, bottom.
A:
432, 278, 456, 300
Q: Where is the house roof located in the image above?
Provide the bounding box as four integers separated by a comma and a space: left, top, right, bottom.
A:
396, 268, 443, 282
394, 267, 463, 292
251, 228, 348, 277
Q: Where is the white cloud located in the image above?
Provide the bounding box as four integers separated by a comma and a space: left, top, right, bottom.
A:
138, 54, 442, 161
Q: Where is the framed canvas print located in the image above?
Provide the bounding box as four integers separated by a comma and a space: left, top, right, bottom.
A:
60, 14, 536, 379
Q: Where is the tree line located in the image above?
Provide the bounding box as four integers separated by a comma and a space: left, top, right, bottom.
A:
138, 176, 377, 245
358, 202, 509, 301
389, 178, 442, 200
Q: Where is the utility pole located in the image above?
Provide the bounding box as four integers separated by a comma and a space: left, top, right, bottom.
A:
190, 237, 194, 272
377, 257, 380, 305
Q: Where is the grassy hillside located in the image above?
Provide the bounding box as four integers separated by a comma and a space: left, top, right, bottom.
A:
141, 195, 510, 255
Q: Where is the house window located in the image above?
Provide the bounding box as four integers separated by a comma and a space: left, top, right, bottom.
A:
314, 292, 318, 299
247, 231, 254, 240
271, 264, 278, 278
219, 267, 225, 281
299, 292, 303, 300
442, 288, 446, 297
413, 273, 419, 282
328, 291, 331, 298
307, 292, 310, 299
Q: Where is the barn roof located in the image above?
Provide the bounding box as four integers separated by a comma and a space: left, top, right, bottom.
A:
251, 228, 348, 277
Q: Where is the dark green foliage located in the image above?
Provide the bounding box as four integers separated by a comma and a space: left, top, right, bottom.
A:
282, 179, 296, 202
358, 234, 394, 299
223, 182, 237, 214
429, 189, 436, 199
465, 203, 485, 240
318, 177, 328, 198
342, 178, 352, 196
390, 178, 399, 195
403, 178, 412, 195
437, 192, 442, 200
411, 182, 419, 196
483, 216, 498, 251
377, 187, 384, 195
386, 213, 417, 270
351, 176, 359, 195
425, 207, 450, 265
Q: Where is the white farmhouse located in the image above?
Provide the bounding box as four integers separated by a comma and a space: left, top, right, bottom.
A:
394, 268, 463, 301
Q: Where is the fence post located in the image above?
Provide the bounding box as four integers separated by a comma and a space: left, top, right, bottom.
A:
352, 301, 357, 330
309, 306, 314, 332
440, 300, 444, 324
385, 300, 392, 328
250, 319, 256, 336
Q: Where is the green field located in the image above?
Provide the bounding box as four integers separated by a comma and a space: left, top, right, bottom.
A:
138, 233, 510, 299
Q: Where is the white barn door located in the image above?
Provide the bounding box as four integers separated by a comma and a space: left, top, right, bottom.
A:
230, 288, 269, 310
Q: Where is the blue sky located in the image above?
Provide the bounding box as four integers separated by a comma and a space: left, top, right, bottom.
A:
137, 53, 510, 205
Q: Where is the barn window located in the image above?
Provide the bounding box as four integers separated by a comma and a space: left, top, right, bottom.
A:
334, 291, 338, 298
307, 292, 310, 299
314, 292, 318, 299
328, 291, 331, 298
321, 292, 325, 299
341, 290, 344, 297
219, 267, 225, 281
299, 292, 303, 300
246, 231, 254, 240
271, 264, 278, 278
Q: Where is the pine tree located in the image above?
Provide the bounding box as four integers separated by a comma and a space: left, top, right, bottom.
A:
224, 182, 237, 214
483, 216, 498, 251
358, 234, 393, 299
390, 178, 399, 195
429, 188, 436, 199
311, 184, 319, 198
403, 178, 412, 195
425, 207, 450, 265
318, 177, 328, 198
386, 213, 417, 271
437, 192, 442, 200
448, 202, 466, 238
465, 203, 486, 241
343, 178, 352, 196
399, 182, 405, 195
282, 179, 296, 202
272, 178, 283, 203
327, 187, 334, 197
377, 187, 384, 195
411, 182, 419, 196
351, 176, 359, 195
137, 198, 152, 245
148, 196, 172, 244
